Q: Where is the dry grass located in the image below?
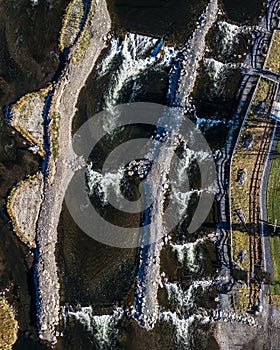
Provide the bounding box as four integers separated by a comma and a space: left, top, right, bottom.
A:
252, 77, 277, 110
267, 292, 280, 307
232, 228, 250, 270
7, 173, 43, 248
234, 286, 250, 312
11, 85, 52, 157
50, 112, 60, 159
0, 299, 18, 350
71, 1, 96, 64
265, 29, 280, 73
59, 0, 84, 52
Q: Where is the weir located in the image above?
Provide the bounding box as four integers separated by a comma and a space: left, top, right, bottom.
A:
132, 0, 219, 330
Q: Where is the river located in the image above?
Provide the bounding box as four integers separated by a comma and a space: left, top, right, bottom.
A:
0, 0, 266, 349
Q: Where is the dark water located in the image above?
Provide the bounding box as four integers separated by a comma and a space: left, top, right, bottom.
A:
0, 0, 69, 105
222, 0, 265, 24
106, 0, 265, 44
106, 0, 208, 44
0, 114, 42, 345
0, 0, 267, 349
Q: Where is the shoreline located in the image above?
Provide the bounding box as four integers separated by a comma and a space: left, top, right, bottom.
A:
27, 0, 112, 344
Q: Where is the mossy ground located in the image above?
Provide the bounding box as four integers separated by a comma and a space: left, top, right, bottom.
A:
0, 299, 18, 350
59, 0, 84, 52
265, 29, 280, 73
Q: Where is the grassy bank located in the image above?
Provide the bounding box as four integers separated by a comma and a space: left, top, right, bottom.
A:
230, 77, 277, 270
265, 29, 280, 73
267, 138, 280, 224
0, 299, 18, 350
270, 233, 280, 296
267, 137, 280, 296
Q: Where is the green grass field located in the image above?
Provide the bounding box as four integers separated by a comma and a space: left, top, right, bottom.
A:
267, 139, 280, 224
267, 139, 280, 295
230, 77, 277, 270
265, 29, 280, 73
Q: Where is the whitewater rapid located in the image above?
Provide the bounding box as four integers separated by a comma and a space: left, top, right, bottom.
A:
83, 0, 219, 345
95, 33, 177, 133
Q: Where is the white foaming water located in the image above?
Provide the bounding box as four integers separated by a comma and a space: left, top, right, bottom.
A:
195, 117, 225, 131
204, 58, 226, 91
97, 38, 121, 76
160, 312, 211, 347
176, 148, 195, 183
170, 189, 202, 219
195, 116, 229, 136
86, 165, 124, 205
31, 0, 39, 5
171, 238, 205, 272
69, 307, 124, 349
217, 21, 241, 54
98, 33, 177, 132
69, 306, 94, 332
169, 145, 214, 219
165, 280, 213, 310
